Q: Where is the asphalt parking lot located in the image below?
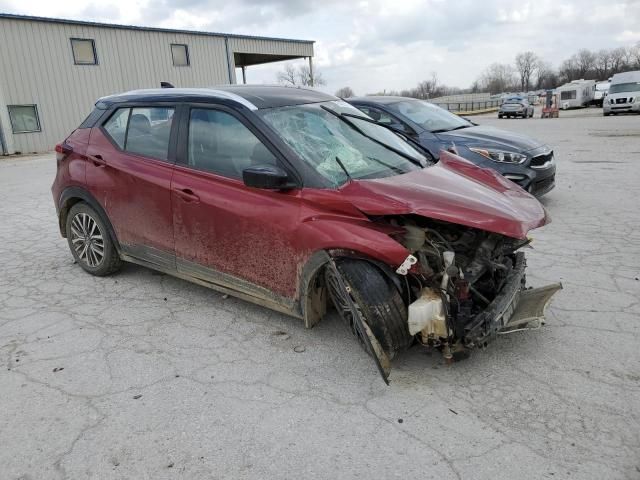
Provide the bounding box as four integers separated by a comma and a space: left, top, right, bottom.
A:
1, 108, 639, 480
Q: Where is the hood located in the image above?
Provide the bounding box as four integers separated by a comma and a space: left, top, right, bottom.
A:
435, 125, 543, 153
340, 151, 548, 239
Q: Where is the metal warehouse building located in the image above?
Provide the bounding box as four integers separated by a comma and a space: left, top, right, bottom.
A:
0, 14, 314, 154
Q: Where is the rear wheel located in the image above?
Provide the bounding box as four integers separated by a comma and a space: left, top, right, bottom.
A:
65, 202, 122, 276
325, 259, 412, 359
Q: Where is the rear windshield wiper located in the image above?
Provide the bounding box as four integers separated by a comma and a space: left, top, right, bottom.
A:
320, 105, 426, 167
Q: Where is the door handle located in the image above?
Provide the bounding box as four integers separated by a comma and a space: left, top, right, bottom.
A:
173, 188, 200, 203
89, 154, 107, 167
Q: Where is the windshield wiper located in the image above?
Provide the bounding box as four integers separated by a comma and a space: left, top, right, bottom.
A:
320, 105, 426, 167
431, 125, 470, 133
334, 156, 352, 182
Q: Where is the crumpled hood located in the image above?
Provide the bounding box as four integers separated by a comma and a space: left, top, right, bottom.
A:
340, 151, 548, 239
436, 125, 544, 152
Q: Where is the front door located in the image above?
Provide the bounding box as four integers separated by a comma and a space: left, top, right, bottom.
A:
86, 105, 177, 269
171, 106, 302, 300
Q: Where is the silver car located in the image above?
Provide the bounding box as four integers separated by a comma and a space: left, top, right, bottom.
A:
498, 96, 534, 119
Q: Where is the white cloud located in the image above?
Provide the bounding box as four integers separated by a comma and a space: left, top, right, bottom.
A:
0, 0, 638, 94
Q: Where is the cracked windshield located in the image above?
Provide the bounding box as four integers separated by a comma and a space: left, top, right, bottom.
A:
258, 101, 427, 186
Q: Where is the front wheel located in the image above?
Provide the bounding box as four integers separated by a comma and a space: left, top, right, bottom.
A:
325, 259, 412, 359
65, 202, 122, 276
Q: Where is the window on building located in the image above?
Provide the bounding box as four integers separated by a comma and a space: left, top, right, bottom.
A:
125, 107, 175, 160
171, 44, 190, 67
71, 38, 98, 65
188, 108, 277, 178
560, 90, 577, 100
7, 105, 41, 133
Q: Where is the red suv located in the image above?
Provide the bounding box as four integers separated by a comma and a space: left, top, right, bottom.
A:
52, 86, 560, 381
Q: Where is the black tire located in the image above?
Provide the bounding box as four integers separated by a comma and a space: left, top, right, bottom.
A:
325, 259, 412, 358
65, 202, 122, 276
603, 112, 610, 116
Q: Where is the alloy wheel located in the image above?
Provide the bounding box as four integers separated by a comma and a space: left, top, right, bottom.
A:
70, 212, 105, 268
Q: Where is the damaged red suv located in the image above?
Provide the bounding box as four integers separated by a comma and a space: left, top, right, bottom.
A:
52, 86, 561, 382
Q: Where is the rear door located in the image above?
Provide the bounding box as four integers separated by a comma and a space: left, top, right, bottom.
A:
86, 104, 178, 269
171, 104, 302, 300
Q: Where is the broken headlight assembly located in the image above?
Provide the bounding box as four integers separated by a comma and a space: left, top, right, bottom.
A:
469, 147, 527, 164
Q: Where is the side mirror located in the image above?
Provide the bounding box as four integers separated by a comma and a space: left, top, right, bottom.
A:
243, 165, 294, 190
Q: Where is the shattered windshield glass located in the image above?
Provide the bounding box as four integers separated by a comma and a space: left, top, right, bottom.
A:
388, 100, 472, 133
258, 101, 426, 187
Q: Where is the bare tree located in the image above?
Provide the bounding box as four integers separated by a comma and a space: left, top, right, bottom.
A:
335, 86, 355, 98
276, 63, 326, 87
297, 64, 326, 87
515, 51, 539, 92
479, 63, 516, 94
576, 49, 597, 78
558, 55, 579, 83
277, 64, 298, 86
609, 47, 627, 75
632, 43, 640, 69
595, 49, 612, 79
535, 61, 557, 90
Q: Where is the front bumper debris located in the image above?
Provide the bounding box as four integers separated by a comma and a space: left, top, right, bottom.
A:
465, 253, 562, 346
498, 283, 563, 334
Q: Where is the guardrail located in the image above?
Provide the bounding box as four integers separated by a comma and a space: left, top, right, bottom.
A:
431, 99, 502, 112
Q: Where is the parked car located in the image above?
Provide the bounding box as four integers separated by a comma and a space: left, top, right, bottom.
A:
347, 96, 555, 196
52, 86, 561, 382
603, 71, 640, 116
498, 96, 535, 118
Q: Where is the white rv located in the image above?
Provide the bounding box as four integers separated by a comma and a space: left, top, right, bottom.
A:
603, 71, 640, 116
555, 79, 596, 109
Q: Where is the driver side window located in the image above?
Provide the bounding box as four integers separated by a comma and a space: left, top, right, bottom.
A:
357, 105, 411, 134
187, 108, 277, 179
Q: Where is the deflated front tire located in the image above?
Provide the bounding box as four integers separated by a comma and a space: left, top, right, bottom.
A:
325, 258, 412, 360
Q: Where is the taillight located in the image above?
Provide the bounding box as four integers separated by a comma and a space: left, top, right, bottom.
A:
55, 143, 73, 165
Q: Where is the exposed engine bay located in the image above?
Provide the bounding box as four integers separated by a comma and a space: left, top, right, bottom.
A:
388, 215, 561, 361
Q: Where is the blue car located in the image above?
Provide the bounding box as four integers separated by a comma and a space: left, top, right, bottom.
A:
347, 96, 555, 196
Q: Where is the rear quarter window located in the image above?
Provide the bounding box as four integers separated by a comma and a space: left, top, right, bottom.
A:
79, 108, 105, 129
103, 108, 130, 148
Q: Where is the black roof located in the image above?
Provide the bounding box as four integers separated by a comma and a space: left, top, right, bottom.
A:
97, 85, 337, 110
347, 96, 413, 105
0, 13, 314, 44
216, 85, 336, 109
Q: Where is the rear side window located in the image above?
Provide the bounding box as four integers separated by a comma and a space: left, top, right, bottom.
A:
126, 107, 174, 160
187, 108, 277, 179
103, 107, 175, 160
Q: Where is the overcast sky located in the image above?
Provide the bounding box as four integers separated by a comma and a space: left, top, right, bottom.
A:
1, 0, 639, 94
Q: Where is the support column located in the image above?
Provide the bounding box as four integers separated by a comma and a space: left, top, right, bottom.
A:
241, 66, 247, 84
308, 56, 314, 87
0, 83, 12, 154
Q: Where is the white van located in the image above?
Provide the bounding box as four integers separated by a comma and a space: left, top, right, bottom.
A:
592, 81, 610, 107
603, 71, 640, 115
556, 79, 596, 109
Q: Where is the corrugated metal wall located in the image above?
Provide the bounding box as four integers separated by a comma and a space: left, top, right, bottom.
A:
0, 17, 313, 154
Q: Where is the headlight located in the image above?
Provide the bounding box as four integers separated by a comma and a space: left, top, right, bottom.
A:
469, 147, 527, 164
